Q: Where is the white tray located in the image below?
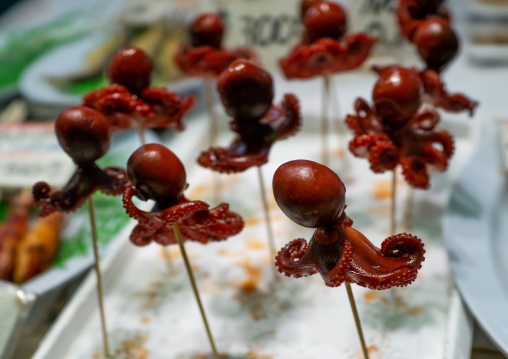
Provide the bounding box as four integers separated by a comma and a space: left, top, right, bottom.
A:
33, 81, 475, 359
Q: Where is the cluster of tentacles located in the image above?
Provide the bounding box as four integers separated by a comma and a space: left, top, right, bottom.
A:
33, 166, 129, 216
124, 143, 243, 247
175, 45, 257, 78
123, 190, 243, 246
373, 65, 478, 116
276, 218, 425, 289
346, 98, 454, 189
272, 160, 425, 289
280, 34, 377, 79
198, 94, 301, 173
83, 84, 195, 132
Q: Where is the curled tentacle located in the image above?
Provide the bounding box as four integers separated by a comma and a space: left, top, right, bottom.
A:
346, 98, 383, 136
263, 94, 301, 140
100, 167, 130, 195
32, 182, 56, 217
368, 141, 399, 173
140, 87, 196, 131
401, 156, 430, 189
123, 187, 209, 227
280, 34, 377, 79
381, 233, 426, 269
197, 147, 268, 174
130, 224, 155, 247
349, 133, 390, 159
175, 45, 256, 78
420, 69, 478, 116
423, 128, 454, 159
275, 239, 319, 278
323, 240, 353, 287
410, 108, 440, 131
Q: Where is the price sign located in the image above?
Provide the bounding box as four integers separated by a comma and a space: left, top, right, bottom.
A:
216, 0, 302, 72
349, 0, 404, 49
0, 123, 74, 189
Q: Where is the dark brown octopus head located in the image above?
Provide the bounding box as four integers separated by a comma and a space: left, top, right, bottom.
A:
189, 13, 225, 49
55, 106, 111, 165
273, 160, 346, 229
303, 1, 347, 43
300, 0, 321, 19
217, 59, 274, 123
413, 17, 458, 73
108, 47, 154, 95
127, 144, 186, 206
373, 66, 423, 122
406, 0, 444, 19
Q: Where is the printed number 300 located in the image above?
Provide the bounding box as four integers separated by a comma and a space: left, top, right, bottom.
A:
241, 15, 300, 47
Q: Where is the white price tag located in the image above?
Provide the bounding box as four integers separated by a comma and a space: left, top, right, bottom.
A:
0, 123, 74, 189
216, 0, 302, 72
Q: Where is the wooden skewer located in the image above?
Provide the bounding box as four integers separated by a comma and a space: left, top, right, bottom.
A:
322, 75, 331, 166
345, 283, 370, 359
391, 170, 397, 236
136, 123, 174, 272
403, 186, 415, 230
257, 166, 278, 277
173, 222, 219, 359
88, 197, 111, 358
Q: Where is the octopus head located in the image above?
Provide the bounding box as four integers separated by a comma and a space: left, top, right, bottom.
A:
413, 17, 458, 73
108, 47, 154, 95
127, 144, 186, 205
55, 106, 111, 165
406, 0, 445, 19
217, 59, 274, 123
373, 66, 423, 122
303, 1, 347, 43
273, 160, 346, 228
189, 13, 225, 49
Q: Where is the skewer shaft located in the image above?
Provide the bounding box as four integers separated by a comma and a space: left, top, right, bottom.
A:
137, 119, 146, 146
257, 167, 277, 265
173, 222, 219, 359
345, 283, 370, 359
403, 186, 414, 230
322, 75, 331, 166
88, 197, 111, 358
391, 170, 397, 236
206, 80, 218, 147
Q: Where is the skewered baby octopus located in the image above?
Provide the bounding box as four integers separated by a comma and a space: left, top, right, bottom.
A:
273, 160, 425, 289
346, 66, 454, 189
197, 59, 300, 173
83, 47, 195, 132
33, 107, 130, 216
280, 1, 377, 79
373, 65, 478, 116
175, 13, 257, 78
123, 144, 243, 246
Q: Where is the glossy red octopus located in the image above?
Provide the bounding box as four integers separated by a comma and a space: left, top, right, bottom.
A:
83, 47, 195, 132
397, 1, 459, 73
273, 160, 425, 289
175, 13, 257, 78
197, 59, 300, 173
122, 144, 243, 246
280, 1, 377, 79
33, 107, 130, 216
346, 66, 455, 189
374, 65, 477, 116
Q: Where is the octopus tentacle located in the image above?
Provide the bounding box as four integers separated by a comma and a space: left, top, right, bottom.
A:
420, 69, 478, 116
130, 224, 155, 247
349, 133, 390, 159
400, 156, 430, 189
264, 94, 301, 140
381, 233, 426, 269
323, 240, 353, 287
275, 239, 319, 278
368, 140, 399, 173
32, 182, 56, 217
123, 187, 209, 227
423, 129, 454, 159
411, 108, 440, 131
100, 167, 130, 195
197, 147, 268, 174
346, 98, 383, 136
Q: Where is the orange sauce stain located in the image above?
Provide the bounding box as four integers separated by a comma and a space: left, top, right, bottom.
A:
140, 316, 150, 325
333, 148, 345, 157
187, 184, 208, 198
372, 180, 392, 199
246, 239, 265, 250
238, 260, 262, 293
217, 249, 230, 256
245, 217, 262, 226
363, 291, 380, 302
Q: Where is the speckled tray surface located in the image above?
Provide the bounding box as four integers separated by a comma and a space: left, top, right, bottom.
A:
32, 106, 474, 359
